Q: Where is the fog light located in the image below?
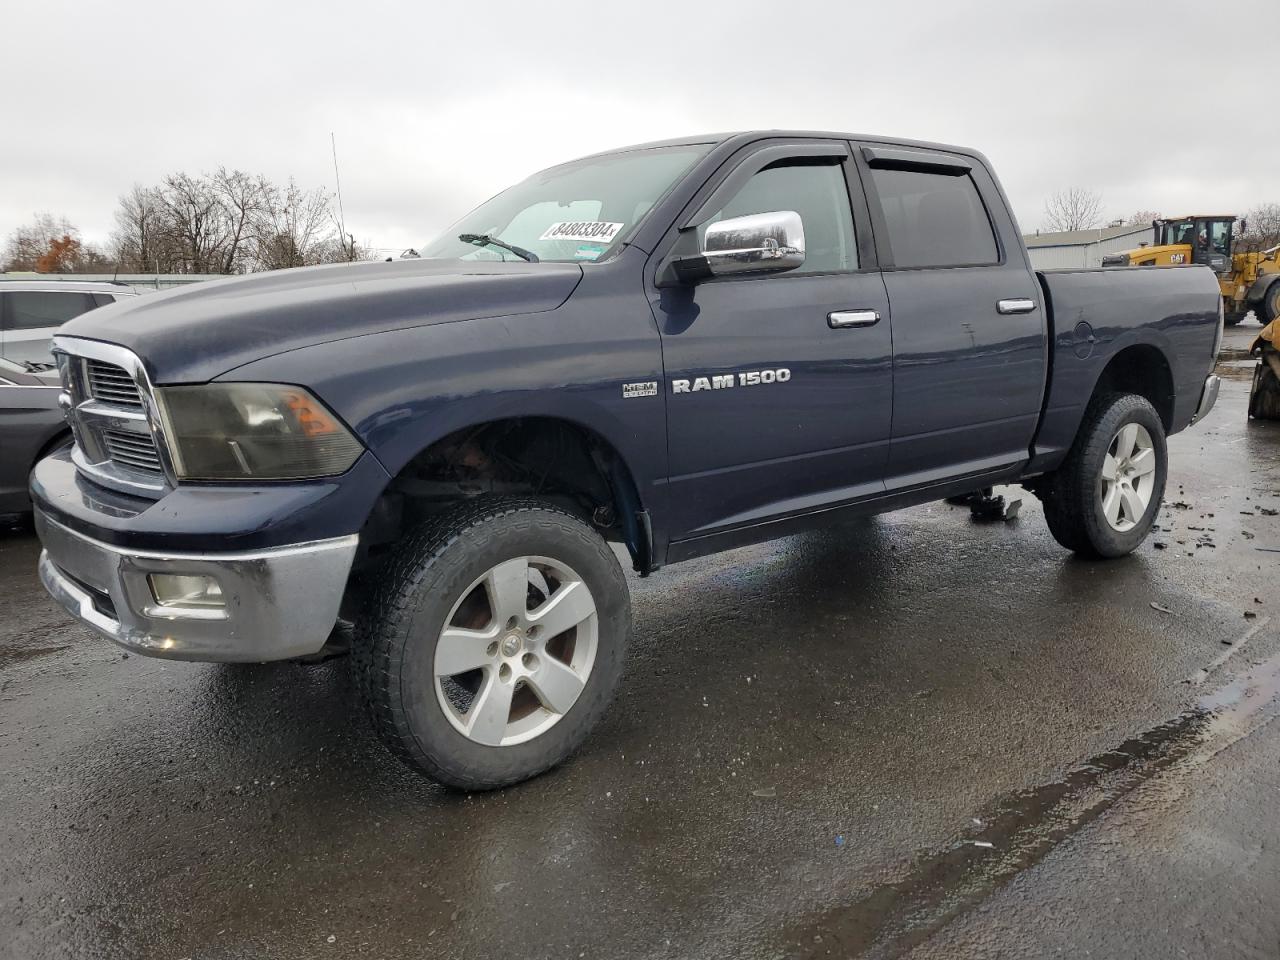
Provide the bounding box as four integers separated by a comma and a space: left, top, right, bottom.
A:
148, 573, 225, 609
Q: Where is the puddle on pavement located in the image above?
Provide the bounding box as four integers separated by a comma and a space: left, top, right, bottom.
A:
778, 629, 1280, 959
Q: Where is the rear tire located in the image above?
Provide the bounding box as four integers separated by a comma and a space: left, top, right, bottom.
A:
1040, 393, 1167, 558
358, 497, 630, 790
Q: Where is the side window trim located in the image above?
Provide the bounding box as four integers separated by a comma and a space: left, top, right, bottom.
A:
853, 142, 1004, 271
0, 292, 8, 333
682, 142, 850, 229
842, 143, 880, 272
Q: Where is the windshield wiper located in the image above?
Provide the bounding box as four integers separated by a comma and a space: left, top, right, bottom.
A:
458, 233, 539, 263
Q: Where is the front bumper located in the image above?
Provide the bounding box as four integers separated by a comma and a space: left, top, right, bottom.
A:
1191, 373, 1221, 425
35, 510, 358, 662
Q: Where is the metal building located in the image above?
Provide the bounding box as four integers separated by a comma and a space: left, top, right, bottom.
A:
1023, 224, 1154, 270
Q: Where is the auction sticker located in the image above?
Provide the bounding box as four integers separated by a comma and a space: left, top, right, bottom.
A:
539, 221, 624, 243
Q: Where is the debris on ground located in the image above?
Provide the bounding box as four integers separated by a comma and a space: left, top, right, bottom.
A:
1150, 602, 1176, 615
752, 787, 777, 798
1245, 611, 1258, 620
971, 841, 994, 849
1154, 542, 1168, 550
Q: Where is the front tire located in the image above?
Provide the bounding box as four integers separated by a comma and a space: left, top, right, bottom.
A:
359, 497, 630, 790
1264, 283, 1280, 325
1040, 393, 1167, 558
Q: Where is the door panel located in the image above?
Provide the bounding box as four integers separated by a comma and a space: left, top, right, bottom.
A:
657, 273, 892, 538
857, 147, 1046, 487
881, 266, 1044, 485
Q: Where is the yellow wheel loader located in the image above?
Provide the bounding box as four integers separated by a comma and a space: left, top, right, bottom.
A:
1102, 215, 1280, 327
1250, 319, 1280, 420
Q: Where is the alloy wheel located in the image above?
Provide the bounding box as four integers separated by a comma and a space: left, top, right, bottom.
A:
433, 556, 598, 746
1099, 422, 1156, 532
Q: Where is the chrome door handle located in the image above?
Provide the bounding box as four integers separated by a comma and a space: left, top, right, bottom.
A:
997, 298, 1037, 315
828, 309, 881, 328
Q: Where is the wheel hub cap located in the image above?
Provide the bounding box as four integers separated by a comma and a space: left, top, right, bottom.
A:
1100, 422, 1157, 533
500, 634, 522, 658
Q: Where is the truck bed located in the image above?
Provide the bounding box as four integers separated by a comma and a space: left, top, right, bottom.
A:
1030, 264, 1222, 473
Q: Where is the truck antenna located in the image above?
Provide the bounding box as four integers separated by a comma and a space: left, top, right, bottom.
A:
331, 132, 350, 260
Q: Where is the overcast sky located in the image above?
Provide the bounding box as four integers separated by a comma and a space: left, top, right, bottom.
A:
3, 0, 1277, 257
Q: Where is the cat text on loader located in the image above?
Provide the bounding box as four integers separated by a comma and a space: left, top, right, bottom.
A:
1101, 215, 1280, 327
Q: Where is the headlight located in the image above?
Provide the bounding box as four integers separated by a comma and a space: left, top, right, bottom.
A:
155, 383, 363, 480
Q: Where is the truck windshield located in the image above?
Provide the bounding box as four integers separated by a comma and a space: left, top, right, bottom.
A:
419, 144, 709, 264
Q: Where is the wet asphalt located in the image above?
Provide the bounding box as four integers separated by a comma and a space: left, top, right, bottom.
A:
2, 323, 1278, 960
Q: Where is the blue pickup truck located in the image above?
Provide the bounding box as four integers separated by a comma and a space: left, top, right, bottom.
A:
32, 131, 1222, 789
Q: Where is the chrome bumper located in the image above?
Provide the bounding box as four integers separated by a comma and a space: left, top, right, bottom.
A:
1191, 373, 1221, 425
35, 511, 358, 662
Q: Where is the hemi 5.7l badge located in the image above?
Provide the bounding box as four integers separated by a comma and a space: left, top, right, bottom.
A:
672, 368, 791, 393
622, 381, 658, 398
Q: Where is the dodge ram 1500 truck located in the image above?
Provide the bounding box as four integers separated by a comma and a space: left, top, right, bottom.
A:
32, 131, 1223, 790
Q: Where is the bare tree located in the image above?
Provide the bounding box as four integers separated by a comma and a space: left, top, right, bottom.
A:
251, 180, 337, 270
1043, 188, 1104, 232
1125, 210, 1162, 226
2, 214, 109, 272
102, 168, 371, 275
156, 172, 232, 274
112, 185, 173, 272
4, 214, 77, 271
211, 168, 269, 273
1238, 203, 1280, 252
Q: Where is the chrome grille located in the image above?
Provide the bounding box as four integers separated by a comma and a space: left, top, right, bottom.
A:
102, 429, 163, 473
86, 359, 143, 408
54, 336, 172, 497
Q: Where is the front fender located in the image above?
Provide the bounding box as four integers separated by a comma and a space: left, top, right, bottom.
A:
219, 291, 667, 527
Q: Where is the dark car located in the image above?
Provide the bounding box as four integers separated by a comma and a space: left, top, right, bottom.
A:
32, 131, 1223, 790
1, 357, 68, 517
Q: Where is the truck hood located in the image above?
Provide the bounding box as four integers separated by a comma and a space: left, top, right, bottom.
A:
58, 259, 583, 383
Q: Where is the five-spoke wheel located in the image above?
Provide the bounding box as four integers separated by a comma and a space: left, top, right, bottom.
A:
359, 498, 630, 790
1042, 392, 1167, 557
1099, 422, 1157, 532
435, 556, 599, 747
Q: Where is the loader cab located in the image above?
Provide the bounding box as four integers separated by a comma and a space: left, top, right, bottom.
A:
1154, 216, 1235, 273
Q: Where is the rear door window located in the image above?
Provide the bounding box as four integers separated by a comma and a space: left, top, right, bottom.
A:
868, 167, 998, 268
5, 291, 99, 330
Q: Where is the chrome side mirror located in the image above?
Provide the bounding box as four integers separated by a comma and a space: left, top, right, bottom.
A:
701, 210, 805, 277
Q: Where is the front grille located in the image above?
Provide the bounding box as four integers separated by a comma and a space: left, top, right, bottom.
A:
86, 359, 143, 408
102, 429, 163, 473
57, 340, 170, 495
